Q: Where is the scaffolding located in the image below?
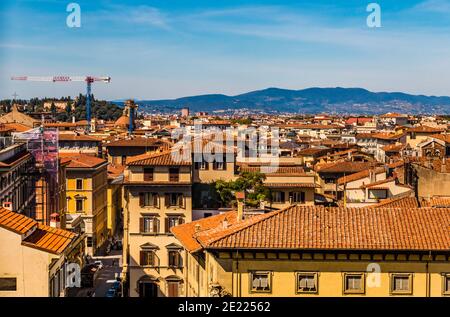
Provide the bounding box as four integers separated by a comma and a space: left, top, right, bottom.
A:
13, 127, 60, 225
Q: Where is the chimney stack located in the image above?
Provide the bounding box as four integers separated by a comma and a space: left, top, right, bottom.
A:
50, 213, 61, 229
2, 201, 12, 211
235, 191, 245, 221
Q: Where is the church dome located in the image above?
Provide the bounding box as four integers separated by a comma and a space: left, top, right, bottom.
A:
114, 115, 129, 128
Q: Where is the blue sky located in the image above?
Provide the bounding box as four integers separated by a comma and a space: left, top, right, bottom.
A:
2, 0, 450, 100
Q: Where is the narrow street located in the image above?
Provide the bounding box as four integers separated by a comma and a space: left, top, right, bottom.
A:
75, 250, 123, 297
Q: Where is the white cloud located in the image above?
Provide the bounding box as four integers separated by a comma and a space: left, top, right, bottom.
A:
413, 0, 450, 13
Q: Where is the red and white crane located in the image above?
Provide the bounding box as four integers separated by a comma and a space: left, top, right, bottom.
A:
11, 75, 111, 132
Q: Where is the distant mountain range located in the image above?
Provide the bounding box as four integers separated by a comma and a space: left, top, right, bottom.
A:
114, 87, 450, 114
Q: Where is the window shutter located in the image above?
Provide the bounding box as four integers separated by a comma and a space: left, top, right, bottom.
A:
139, 193, 144, 207
153, 193, 158, 207
165, 217, 169, 233
139, 218, 144, 233
280, 192, 285, 203
165, 194, 170, 207
301, 191, 305, 203
140, 251, 145, 265
153, 218, 159, 233
178, 194, 183, 207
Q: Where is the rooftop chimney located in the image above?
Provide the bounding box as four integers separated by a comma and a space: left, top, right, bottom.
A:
2, 201, 12, 211
235, 191, 245, 222
50, 213, 61, 229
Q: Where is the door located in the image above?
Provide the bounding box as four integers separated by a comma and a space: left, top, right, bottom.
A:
139, 281, 158, 297
167, 281, 179, 297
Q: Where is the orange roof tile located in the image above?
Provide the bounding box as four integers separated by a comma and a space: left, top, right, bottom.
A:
0, 208, 36, 235
370, 196, 418, 209
337, 167, 385, 185
126, 149, 191, 166
179, 205, 450, 251
23, 224, 77, 254
59, 153, 107, 169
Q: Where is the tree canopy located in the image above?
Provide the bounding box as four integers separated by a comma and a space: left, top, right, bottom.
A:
214, 171, 270, 208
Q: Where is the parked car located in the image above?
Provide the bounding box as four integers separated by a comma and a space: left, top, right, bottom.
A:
112, 281, 121, 291
94, 260, 103, 270
106, 288, 117, 298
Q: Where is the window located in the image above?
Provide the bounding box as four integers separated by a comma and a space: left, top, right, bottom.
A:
166, 193, 183, 207
343, 273, 365, 294
168, 251, 182, 268
140, 250, 156, 266
291, 192, 306, 204
76, 199, 83, 212
144, 168, 154, 182
272, 191, 285, 203
86, 236, 93, 247
296, 272, 318, 294
213, 161, 224, 170
140, 217, 159, 234
169, 168, 179, 182
76, 179, 83, 190
200, 161, 208, 170
250, 271, 271, 293
166, 216, 184, 232
139, 193, 158, 207
0, 278, 17, 291
444, 274, 450, 295
390, 273, 412, 295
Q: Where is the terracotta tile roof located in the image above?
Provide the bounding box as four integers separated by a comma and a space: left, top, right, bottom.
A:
431, 134, 450, 143
106, 137, 170, 147
126, 149, 191, 166
337, 167, 385, 185
381, 143, 404, 152
387, 160, 404, 169
176, 205, 450, 251
1, 123, 31, 132
58, 133, 101, 142
316, 161, 378, 174
0, 208, 36, 235
370, 196, 419, 209
240, 166, 306, 175
420, 197, 450, 208
360, 177, 395, 188
22, 224, 77, 254
356, 132, 406, 141
297, 148, 330, 156
278, 124, 344, 130
59, 153, 107, 169
108, 164, 125, 179
171, 211, 239, 252
407, 126, 444, 133
264, 183, 319, 188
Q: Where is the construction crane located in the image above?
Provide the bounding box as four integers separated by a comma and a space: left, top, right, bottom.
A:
11, 75, 111, 132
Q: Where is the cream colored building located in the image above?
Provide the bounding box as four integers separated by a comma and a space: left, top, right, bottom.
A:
0, 207, 84, 297
122, 150, 192, 297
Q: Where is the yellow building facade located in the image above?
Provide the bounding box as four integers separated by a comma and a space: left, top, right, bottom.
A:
62, 154, 109, 256
173, 205, 450, 297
